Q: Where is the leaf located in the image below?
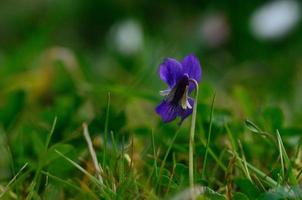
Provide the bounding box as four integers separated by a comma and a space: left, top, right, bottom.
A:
174, 163, 188, 176
245, 119, 262, 134
160, 175, 177, 189
158, 168, 171, 186
258, 192, 282, 200
30, 131, 45, 159
233, 192, 250, 200
244, 119, 274, 141
234, 178, 260, 198
203, 187, 226, 200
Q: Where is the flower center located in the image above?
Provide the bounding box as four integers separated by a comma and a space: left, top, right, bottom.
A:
160, 74, 191, 110
171, 74, 189, 104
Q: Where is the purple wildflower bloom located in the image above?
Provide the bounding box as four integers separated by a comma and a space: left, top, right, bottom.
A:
156, 54, 202, 124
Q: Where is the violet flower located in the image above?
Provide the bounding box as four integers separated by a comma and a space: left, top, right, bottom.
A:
155, 54, 202, 124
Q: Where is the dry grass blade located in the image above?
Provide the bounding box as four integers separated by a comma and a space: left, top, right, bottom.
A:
82, 122, 104, 184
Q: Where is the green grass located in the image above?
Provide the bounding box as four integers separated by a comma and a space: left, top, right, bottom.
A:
1, 84, 301, 199
1, 43, 302, 200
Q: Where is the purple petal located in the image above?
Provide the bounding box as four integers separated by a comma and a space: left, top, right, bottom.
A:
178, 98, 194, 124
181, 54, 202, 91
159, 58, 183, 88
156, 100, 179, 123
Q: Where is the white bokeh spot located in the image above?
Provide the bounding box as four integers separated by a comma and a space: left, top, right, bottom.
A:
250, 0, 301, 40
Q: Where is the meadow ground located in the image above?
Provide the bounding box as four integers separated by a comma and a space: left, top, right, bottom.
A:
1, 1, 302, 199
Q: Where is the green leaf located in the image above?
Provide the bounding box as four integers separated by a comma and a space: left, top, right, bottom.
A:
258, 192, 282, 200
245, 119, 262, 134
233, 192, 250, 200
30, 131, 45, 159
245, 119, 275, 141
160, 174, 177, 189
201, 187, 226, 200
174, 163, 188, 176
158, 168, 171, 186
234, 178, 260, 198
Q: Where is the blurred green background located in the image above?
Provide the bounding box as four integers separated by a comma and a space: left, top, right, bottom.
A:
1, 0, 302, 198
1, 0, 302, 109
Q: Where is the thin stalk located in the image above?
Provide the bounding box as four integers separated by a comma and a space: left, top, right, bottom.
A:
202, 92, 216, 179
45, 116, 57, 150
200, 138, 227, 172
83, 123, 104, 184
236, 156, 278, 187
26, 117, 57, 200
156, 129, 181, 191
103, 92, 111, 166
238, 140, 252, 182
188, 79, 199, 191
277, 130, 285, 182
276, 130, 298, 186
151, 129, 158, 177
55, 150, 103, 188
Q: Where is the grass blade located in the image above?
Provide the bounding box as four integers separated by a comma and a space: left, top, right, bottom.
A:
202, 92, 216, 179
82, 123, 103, 185
200, 138, 227, 172
54, 150, 103, 188
45, 117, 57, 151
156, 129, 181, 191
276, 130, 298, 186
103, 92, 110, 166
236, 156, 278, 188
0, 163, 28, 199
41, 171, 98, 200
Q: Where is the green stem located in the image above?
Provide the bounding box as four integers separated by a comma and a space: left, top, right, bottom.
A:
188, 79, 199, 190
202, 92, 216, 179
103, 92, 110, 166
